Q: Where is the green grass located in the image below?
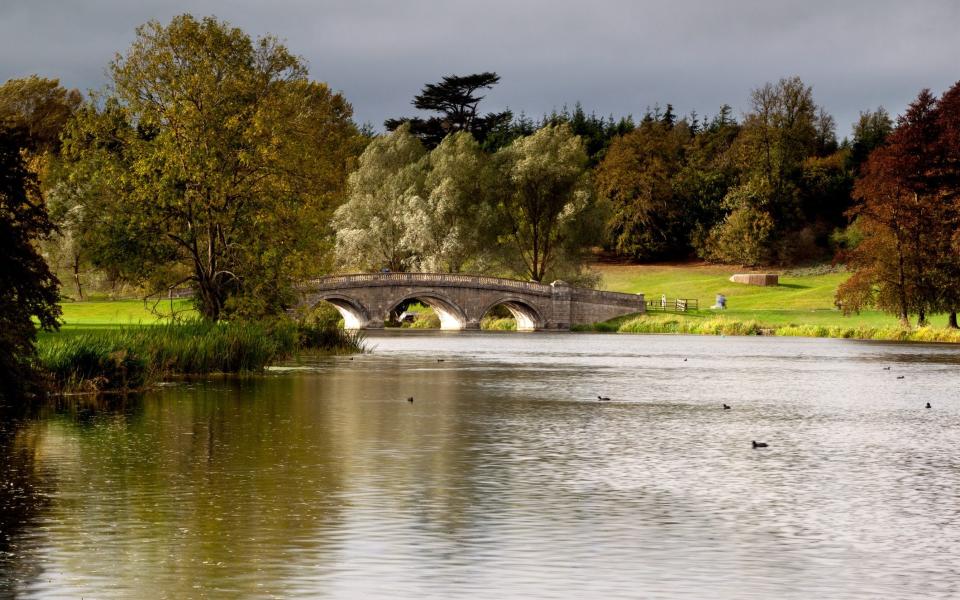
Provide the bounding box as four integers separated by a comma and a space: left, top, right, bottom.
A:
56, 298, 196, 328
595, 263, 952, 329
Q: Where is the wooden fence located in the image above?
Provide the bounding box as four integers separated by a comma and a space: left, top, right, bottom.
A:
644, 298, 699, 313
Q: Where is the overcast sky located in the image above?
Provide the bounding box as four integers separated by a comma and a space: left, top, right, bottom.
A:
2, 0, 959, 137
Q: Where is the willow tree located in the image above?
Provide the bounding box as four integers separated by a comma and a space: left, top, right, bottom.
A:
332, 125, 427, 272
494, 123, 598, 283
62, 15, 360, 320
402, 132, 497, 272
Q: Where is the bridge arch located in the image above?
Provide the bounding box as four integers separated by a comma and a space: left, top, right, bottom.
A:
388, 290, 469, 331
480, 296, 546, 332
310, 294, 370, 330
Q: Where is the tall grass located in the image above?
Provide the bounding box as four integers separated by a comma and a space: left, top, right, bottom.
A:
38, 319, 364, 393
576, 313, 960, 343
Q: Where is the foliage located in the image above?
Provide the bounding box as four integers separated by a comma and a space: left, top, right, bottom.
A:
493, 123, 598, 282
0, 76, 81, 156
385, 72, 512, 148
595, 119, 691, 260
332, 124, 427, 271
849, 107, 893, 173
0, 125, 61, 400
402, 132, 498, 272
58, 15, 360, 321
838, 87, 955, 326
706, 79, 854, 264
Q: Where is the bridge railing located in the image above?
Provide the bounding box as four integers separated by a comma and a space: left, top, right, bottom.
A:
298, 272, 554, 294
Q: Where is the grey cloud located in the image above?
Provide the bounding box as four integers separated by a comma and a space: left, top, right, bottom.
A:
2, 0, 958, 136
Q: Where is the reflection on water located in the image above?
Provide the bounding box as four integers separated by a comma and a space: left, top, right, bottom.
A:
3, 333, 960, 599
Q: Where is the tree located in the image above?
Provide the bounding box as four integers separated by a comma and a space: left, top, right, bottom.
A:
595, 119, 691, 260
493, 123, 597, 282
385, 73, 511, 148
332, 125, 427, 272
837, 90, 944, 326
402, 132, 496, 272
0, 125, 60, 399
849, 107, 893, 173
707, 77, 830, 263
60, 15, 360, 320
0, 76, 81, 156
1, 77, 84, 296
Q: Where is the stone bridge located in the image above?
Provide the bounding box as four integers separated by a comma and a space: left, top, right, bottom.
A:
295, 273, 645, 331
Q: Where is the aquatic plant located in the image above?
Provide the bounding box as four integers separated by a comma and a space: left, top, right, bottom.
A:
38, 319, 364, 393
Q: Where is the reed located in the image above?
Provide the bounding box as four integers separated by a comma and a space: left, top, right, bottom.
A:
576, 314, 960, 343
38, 319, 364, 393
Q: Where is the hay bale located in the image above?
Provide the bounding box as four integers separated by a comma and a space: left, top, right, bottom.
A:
730, 273, 779, 286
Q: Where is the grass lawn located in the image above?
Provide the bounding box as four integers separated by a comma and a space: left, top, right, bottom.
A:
594, 262, 951, 329
42, 299, 196, 340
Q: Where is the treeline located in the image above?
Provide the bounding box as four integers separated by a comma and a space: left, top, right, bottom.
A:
385, 74, 890, 266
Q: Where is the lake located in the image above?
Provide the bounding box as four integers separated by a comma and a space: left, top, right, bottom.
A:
2, 332, 960, 599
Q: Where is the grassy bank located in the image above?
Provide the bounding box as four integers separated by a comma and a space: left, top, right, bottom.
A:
595, 262, 953, 329
38, 320, 364, 393
574, 312, 960, 343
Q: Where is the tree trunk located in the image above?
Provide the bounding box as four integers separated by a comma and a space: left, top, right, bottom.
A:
949, 311, 958, 329
195, 271, 224, 321
72, 254, 84, 300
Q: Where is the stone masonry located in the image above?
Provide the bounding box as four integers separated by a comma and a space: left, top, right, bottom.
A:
295, 273, 645, 331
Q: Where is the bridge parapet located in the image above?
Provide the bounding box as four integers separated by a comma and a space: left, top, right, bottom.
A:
299, 273, 554, 296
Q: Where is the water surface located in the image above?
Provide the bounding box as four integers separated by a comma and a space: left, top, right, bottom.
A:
2, 333, 959, 598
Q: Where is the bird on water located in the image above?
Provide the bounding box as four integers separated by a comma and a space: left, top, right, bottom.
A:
883, 366, 890, 370
926, 402, 932, 409
897, 375, 905, 379
407, 396, 414, 403
597, 395, 611, 401
752, 441, 769, 448
723, 404, 731, 410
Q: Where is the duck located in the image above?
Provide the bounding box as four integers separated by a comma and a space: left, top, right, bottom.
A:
437, 359, 445, 362
722, 403, 731, 410
926, 402, 932, 409
897, 375, 905, 380
597, 395, 611, 401
752, 440, 769, 449
407, 396, 414, 403
882, 366, 890, 370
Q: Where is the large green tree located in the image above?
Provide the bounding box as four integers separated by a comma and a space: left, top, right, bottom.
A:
402, 132, 497, 272
707, 77, 838, 263
493, 123, 599, 282
61, 15, 360, 320
595, 119, 691, 260
0, 125, 60, 399
332, 125, 427, 272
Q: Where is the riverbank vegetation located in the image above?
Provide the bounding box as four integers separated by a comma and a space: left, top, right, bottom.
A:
575, 311, 960, 343
37, 320, 364, 393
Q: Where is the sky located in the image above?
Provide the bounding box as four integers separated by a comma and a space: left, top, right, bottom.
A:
2, 0, 959, 138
